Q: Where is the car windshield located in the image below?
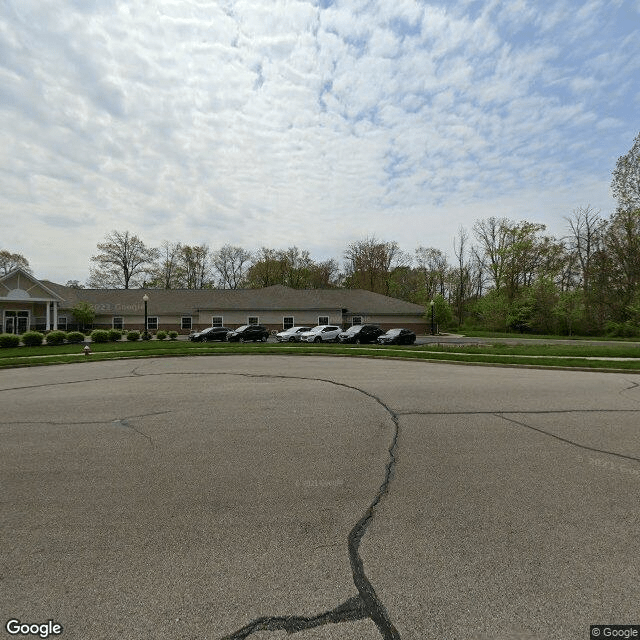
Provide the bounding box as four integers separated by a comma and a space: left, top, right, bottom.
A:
345, 326, 362, 334
385, 329, 402, 335
235, 325, 248, 331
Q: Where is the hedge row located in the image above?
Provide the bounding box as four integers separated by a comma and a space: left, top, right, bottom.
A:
0, 330, 179, 348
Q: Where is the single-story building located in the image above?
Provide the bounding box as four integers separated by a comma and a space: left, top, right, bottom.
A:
1, 268, 428, 335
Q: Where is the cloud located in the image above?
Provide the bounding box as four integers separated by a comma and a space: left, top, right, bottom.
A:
0, 0, 637, 281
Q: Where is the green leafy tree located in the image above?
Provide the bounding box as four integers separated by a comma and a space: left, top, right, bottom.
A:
71, 301, 95, 331
612, 132, 640, 212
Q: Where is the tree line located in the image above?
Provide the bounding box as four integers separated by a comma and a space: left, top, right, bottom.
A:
4, 133, 640, 336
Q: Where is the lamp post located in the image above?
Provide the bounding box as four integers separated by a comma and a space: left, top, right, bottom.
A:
142, 294, 149, 340
430, 299, 435, 336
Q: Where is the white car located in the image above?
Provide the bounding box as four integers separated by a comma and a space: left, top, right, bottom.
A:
299, 325, 342, 343
275, 326, 311, 342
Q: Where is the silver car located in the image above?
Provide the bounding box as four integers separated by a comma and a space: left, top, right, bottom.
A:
299, 325, 342, 343
275, 326, 311, 342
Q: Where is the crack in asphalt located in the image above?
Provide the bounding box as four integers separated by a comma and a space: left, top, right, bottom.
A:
0, 411, 169, 447
397, 409, 640, 464
493, 413, 640, 463
1, 368, 403, 638
213, 372, 402, 640
7, 367, 639, 637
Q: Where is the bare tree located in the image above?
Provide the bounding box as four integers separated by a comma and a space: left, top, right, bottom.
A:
564, 205, 604, 293
452, 226, 470, 325
151, 241, 183, 289
88, 231, 158, 289
415, 247, 449, 299
472, 217, 511, 291
343, 237, 409, 295
212, 245, 252, 289
176, 244, 212, 289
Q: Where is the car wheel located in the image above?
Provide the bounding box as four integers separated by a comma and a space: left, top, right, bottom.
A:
261, 336, 267, 342
289, 336, 296, 342
355, 338, 361, 344
314, 336, 322, 343
239, 337, 245, 343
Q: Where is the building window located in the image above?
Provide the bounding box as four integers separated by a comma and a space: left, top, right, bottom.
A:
147, 316, 158, 330
113, 317, 124, 330
58, 316, 67, 331
352, 316, 362, 325
181, 317, 192, 330
283, 317, 294, 329
211, 316, 223, 327
248, 316, 259, 325
318, 316, 329, 325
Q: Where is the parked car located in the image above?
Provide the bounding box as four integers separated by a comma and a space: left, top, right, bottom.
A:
338, 324, 384, 344
275, 326, 311, 342
376, 328, 416, 345
226, 324, 270, 342
188, 326, 232, 342
299, 325, 342, 343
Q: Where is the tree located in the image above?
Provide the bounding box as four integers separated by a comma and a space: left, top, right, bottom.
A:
564, 205, 604, 293
414, 247, 449, 299
602, 207, 640, 320
472, 217, 511, 291
88, 231, 158, 289
212, 245, 252, 289
612, 132, 640, 212
343, 237, 409, 295
71, 301, 95, 331
452, 226, 471, 325
177, 244, 212, 289
243, 248, 284, 288
0, 250, 31, 275
149, 241, 183, 289
65, 280, 84, 289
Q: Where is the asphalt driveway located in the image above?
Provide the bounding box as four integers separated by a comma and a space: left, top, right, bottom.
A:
1, 356, 638, 640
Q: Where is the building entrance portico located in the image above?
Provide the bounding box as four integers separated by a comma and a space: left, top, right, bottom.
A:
0, 269, 64, 334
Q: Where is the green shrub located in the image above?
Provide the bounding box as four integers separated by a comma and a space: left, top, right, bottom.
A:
108, 329, 122, 342
141, 331, 152, 341
66, 331, 86, 344
21, 331, 45, 346
156, 330, 168, 340
90, 329, 110, 343
45, 330, 67, 345
168, 331, 178, 340
126, 330, 140, 341
0, 333, 20, 348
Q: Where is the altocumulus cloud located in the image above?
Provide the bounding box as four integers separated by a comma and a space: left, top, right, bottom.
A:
0, 0, 638, 282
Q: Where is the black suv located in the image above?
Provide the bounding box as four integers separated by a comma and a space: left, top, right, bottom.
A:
337, 324, 384, 344
226, 324, 270, 342
188, 326, 232, 342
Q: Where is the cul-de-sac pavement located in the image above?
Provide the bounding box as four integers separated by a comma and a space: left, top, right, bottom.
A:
1, 356, 639, 640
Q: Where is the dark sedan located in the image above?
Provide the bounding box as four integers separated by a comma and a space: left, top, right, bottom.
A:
376, 328, 416, 345
226, 324, 270, 342
188, 326, 232, 342
337, 324, 384, 344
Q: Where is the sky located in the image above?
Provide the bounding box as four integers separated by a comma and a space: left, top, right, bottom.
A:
1, 0, 639, 284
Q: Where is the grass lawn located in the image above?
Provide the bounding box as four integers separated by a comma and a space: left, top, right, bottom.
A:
0, 338, 639, 371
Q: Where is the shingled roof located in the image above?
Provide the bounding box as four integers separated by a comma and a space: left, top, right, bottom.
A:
42, 283, 426, 316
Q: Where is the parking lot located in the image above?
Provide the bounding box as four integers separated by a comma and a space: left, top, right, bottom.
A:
1, 356, 639, 639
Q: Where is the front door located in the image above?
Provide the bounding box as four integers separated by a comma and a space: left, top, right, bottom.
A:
4, 311, 30, 334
